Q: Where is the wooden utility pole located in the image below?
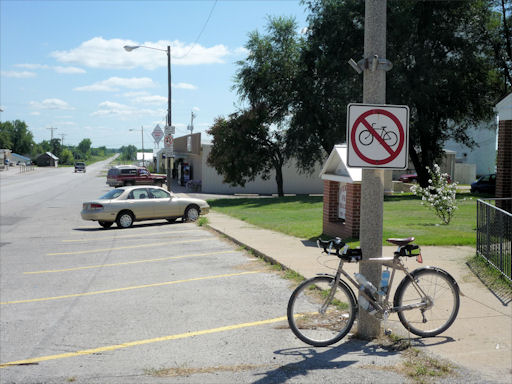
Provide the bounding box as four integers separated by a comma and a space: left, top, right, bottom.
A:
357, 0, 387, 339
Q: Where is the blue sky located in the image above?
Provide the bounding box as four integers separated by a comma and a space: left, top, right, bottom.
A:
1, 0, 308, 148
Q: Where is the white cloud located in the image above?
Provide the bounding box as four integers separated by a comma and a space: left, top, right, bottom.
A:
16, 63, 85, 74
193, 106, 200, 111
1, 70, 36, 78
54, 66, 86, 74
132, 95, 167, 105
92, 100, 161, 118
30, 98, 74, 110
173, 82, 197, 90
51, 37, 231, 69
30, 111, 41, 116
74, 77, 156, 92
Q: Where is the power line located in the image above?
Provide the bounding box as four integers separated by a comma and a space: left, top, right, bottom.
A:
175, 0, 218, 59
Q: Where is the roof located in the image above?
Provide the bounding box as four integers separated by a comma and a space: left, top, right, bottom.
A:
37, 152, 59, 160
319, 144, 362, 183
496, 93, 512, 121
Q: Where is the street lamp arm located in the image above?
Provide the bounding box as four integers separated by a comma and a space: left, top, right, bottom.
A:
123, 45, 167, 53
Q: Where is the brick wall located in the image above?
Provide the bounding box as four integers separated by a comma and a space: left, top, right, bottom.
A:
496, 119, 512, 213
323, 180, 361, 239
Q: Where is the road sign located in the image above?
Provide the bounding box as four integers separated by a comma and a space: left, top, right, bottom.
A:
152, 125, 164, 144
164, 134, 173, 148
164, 125, 175, 135
347, 103, 409, 169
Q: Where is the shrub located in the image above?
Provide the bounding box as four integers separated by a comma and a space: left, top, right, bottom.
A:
410, 164, 457, 224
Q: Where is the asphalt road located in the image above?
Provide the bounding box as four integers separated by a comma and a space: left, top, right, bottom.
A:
0, 161, 485, 384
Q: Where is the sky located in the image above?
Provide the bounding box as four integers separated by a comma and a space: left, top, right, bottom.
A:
0, 0, 308, 149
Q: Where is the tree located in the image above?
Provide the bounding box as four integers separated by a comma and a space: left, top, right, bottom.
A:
77, 138, 92, 160
0, 120, 35, 155
119, 145, 137, 161
60, 148, 74, 165
292, 0, 502, 186
207, 108, 287, 195
50, 138, 62, 158
209, 16, 303, 196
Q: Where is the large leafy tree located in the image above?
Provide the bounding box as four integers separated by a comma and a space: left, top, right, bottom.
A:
208, 16, 303, 196
208, 108, 288, 195
291, 0, 503, 186
0, 120, 35, 155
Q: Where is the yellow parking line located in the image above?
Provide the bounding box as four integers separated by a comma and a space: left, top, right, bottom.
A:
47, 239, 207, 256
0, 315, 287, 368
1, 271, 261, 305
62, 230, 196, 243
24, 250, 237, 274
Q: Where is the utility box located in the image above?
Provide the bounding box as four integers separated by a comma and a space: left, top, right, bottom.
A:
320, 144, 362, 239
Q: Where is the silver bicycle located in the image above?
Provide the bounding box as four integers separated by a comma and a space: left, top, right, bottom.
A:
287, 237, 460, 347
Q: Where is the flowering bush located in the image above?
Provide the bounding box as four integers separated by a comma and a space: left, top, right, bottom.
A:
410, 164, 458, 224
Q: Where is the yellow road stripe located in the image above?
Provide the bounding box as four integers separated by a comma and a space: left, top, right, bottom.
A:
24, 251, 237, 274
47, 239, 206, 256
62, 230, 196, 243
1, 271, 261, 305
0, 316, 287, 368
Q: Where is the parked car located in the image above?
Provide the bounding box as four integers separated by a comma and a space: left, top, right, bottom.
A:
398, 173, 418, 183
399, 173, 452, 184
74, 161, 86, 173
471, 173, 496, 194
81, 186, 209, 228
106, 165, 166, 187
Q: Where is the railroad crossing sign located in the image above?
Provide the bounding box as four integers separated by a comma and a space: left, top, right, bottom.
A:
152, 124, 164, 144
347, 103, 409, 169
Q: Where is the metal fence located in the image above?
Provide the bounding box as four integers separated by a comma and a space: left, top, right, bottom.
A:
476, 198, 512, 282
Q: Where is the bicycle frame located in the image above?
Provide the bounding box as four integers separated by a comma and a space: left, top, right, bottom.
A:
321, 249, 430, 317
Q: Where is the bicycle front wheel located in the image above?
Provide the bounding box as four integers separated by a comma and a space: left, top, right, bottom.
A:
394, 269, 460, 337
287, 276, 357, 347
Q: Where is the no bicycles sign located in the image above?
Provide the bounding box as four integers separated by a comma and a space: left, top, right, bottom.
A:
347, 103, 409, 169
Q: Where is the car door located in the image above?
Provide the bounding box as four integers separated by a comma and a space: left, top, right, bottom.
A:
126, 188, 154, 219
148, 188, 180, 218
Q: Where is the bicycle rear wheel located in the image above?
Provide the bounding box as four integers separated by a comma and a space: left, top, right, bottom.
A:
287, 276, 357, 347
394, 268, 460, 337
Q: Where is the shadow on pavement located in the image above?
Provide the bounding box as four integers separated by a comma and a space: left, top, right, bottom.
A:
252, 339, 399, 384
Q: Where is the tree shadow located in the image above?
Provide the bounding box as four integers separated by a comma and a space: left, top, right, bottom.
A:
252, 338, 401, 384
209, 195, 323, 209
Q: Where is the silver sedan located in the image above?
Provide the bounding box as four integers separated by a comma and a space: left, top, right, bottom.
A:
81, 186, 210, 228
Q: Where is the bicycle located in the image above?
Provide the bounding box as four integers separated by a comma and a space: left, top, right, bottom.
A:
358, 123, 398, 147
287, 237, 460, 347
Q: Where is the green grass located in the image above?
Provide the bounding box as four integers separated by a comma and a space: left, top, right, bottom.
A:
209, 194, 479, 246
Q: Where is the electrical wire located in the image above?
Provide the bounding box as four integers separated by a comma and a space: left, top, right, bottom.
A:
174, 0, 218, 59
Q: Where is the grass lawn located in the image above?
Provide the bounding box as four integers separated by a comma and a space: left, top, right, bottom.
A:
209, 194, 480, 246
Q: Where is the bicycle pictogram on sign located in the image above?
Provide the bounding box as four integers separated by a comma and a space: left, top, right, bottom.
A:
347, 104, 409, 169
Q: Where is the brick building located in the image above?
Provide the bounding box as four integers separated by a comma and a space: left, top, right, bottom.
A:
496, 94, 512, 213
320, 145, 362, 239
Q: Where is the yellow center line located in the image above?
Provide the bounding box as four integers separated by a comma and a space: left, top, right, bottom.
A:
62, 230, 196, 243
47, 239, 207, 256
24, 250, 237, 274
0, 315, 287, 368
1, 271, 261, 305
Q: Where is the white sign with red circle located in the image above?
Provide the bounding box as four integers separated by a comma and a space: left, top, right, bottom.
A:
164, 134, 173, 148
347, 103, 409, 169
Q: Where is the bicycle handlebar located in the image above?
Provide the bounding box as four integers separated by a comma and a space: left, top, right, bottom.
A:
317, 238, 362, 262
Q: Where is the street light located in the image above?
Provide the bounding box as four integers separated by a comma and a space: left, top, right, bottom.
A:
123, 44, 172, 126
129, 126, 144, 165
124, 44, 172, 191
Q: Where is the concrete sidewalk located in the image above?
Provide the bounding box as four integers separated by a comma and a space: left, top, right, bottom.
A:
205, 210, 512, 384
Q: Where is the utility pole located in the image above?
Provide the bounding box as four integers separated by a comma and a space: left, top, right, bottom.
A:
187, 111, 196, 134
59, 133, 66, 147
47, 127, 57, 141
358, 0, 388, 339
166, 45, 172, 192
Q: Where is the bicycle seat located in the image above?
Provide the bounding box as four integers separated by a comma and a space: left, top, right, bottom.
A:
386, 237, 415, 246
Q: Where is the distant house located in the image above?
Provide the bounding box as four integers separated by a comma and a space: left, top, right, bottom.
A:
36, 152, 59, 167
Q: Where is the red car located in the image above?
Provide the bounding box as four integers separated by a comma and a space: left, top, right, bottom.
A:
399, 173, 452, 184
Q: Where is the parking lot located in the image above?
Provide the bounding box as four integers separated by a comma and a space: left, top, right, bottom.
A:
0, 162, 415, 383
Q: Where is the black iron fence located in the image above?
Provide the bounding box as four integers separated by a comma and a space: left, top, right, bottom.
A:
476, 199, 512, 282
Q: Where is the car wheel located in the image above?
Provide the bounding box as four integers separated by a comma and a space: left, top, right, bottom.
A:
184, 205, 200, 222
166, 218, 176, 223
99, 221, 113, 229
116, 211, 134, 228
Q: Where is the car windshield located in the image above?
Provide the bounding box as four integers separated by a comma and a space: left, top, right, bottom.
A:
99, 189, 124, 200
